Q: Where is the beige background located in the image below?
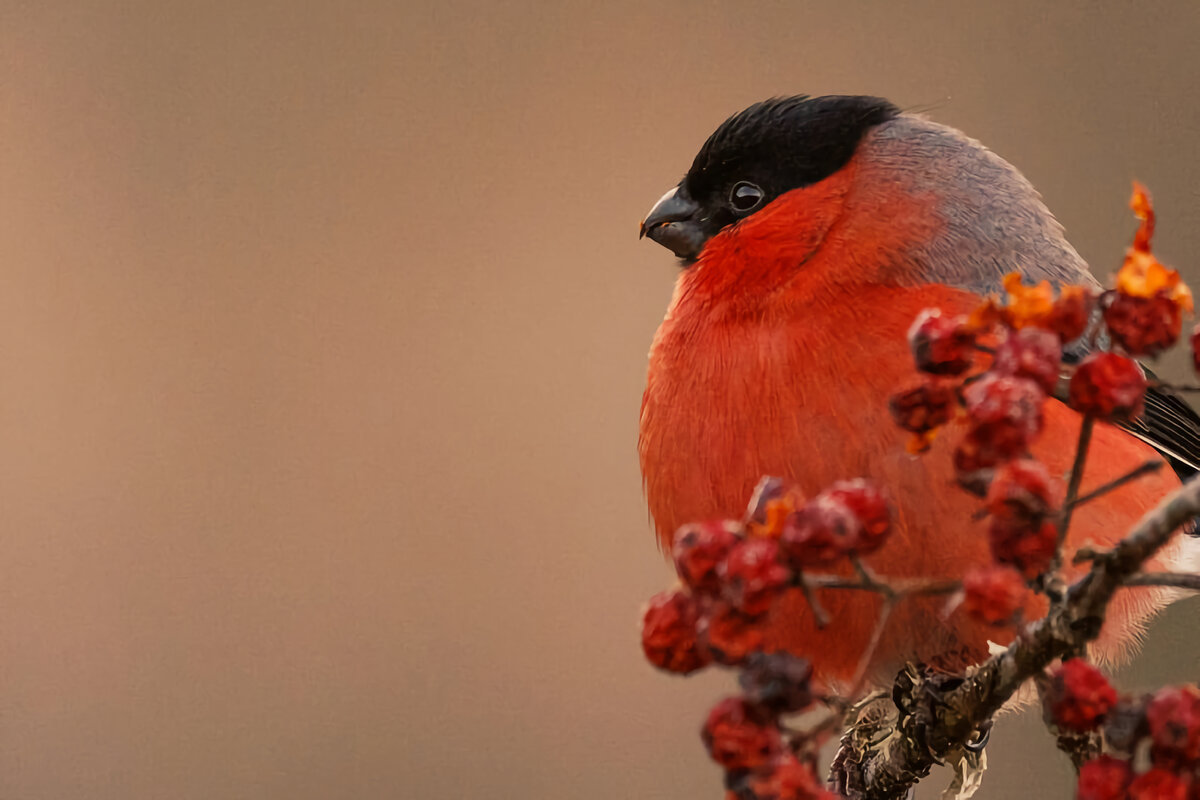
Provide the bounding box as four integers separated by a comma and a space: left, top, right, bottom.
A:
1, 2, 1198, 798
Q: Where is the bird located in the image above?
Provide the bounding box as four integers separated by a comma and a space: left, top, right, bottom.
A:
637, 95, 1200, 690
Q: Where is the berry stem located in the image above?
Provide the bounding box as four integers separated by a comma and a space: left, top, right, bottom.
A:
1064, 459, 1163, 512
847, 598, 898, 698
1057, 415, 1095, 555
796, 573, 832, 629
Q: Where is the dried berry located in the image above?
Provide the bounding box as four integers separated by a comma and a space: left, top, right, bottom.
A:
1076, 755, 1133, 800
889, 381, 958, 446
674, 521, 741, 596
987, 458, 1058, 527
908, 309, 977, 375
745, 477, 787, 526
1069, 352, 1147, 422
1117, 183, 1193, 314
1128, 767, 1189, 800
779, 496, 860, 568
992, 327, 1062, 393
739, 652, 816, 714
988, 517, 1058, 578
824, 479, 892, 555
702, 697, 782, 772
962, 565, 1026, 625
1146, 685, 1200, 766
699, 600, 765, 666
1046, 285, 1096, 343
641, 588, 711, 675
1104, 696, 1150, 754
952, 431, 997, 496
1000, 273, 1056, 330
1104, 291, 1182, 357
1046, 658, 1118, 732
720, 538, 792, 617
962, 373, 1045, 459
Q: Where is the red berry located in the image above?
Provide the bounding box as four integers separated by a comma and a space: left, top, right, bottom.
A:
699, 600, 765, 666
1104, 291, 1182, 357
962, 374, 1045, 459
962, 565, 1026, 625
889, 380, 959, 434
952, 432, 998, 496
824, 479, 893, 555
1146, 685, 1200, 766
779, 496, 859, 568
720, 537, 792, 617
1076, 755, 1132, 800
1046, 285, 1096, 343
1046, 658, 1118, 732
673, 521, 741, 596
701, 697, 782, 772
641, 588, 711, 675
1191, 324, 1200, 375
992, 327, 1063, 394
988, 517, 1058, 578
987, 458, 1058, 525
739, 652, 816, 714
1128, 767, 1189, 800
1069, 352, 1147, 422
746, 754, 831, 800
908, 308, 977, 375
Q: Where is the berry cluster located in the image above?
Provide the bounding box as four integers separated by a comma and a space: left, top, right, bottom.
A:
890, 185, 1195, 604
1048, 666, 1200, 800
638, 184, 1199, 799
640, 478, 894, 797
643, 479, 893, 674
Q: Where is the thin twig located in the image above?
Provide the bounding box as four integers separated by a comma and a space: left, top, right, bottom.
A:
796, 572, 832, 628
846, 598, 898, 699
1122, 571, 1200, 591
1057, 415, 1095, 553
972, 459, 1162, 523
1068, 460, 1163, 511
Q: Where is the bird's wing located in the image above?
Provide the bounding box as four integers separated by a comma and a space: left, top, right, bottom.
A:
1116, 377, 1200, 482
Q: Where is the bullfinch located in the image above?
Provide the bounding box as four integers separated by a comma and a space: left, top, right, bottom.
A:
638, 95, 1200, 688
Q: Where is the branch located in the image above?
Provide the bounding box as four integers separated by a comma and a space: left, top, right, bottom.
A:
1122, 571, 1200, 591
830, 471, 1200, 800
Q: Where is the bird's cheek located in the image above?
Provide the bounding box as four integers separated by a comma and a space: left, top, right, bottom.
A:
696, 176, 853, 296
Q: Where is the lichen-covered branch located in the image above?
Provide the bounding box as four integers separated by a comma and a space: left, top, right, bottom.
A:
830, 472, 1200, 800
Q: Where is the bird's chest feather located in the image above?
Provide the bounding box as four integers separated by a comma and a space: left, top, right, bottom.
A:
640, 280, 983, 549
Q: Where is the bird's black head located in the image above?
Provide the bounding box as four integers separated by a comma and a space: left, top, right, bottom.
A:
640, 95, 899, 262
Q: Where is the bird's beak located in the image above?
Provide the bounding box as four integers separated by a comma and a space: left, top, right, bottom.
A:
639, 185, 707, 262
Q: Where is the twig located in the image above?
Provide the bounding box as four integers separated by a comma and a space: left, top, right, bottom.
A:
1068, 460, 1163, 511
847, 598, 898, 699
796, 572, 832, 629
971, 459, 1162, 523
1057, 415, 1095, 553
1122, 571, 1200, 591
831, 471, 1200, 800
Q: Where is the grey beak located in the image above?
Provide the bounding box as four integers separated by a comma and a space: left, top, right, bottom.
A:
639, 185, 708, 261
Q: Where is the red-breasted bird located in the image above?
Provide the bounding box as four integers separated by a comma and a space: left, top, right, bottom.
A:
638, 95, 1200, 689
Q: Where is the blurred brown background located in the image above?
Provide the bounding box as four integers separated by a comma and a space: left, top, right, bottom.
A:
1, 1, 1198, 798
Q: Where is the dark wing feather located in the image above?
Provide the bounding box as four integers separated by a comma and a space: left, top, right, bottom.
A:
1117, 375, 1200, 482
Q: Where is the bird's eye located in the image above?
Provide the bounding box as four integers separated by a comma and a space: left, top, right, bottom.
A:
729, 182, 764, 213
